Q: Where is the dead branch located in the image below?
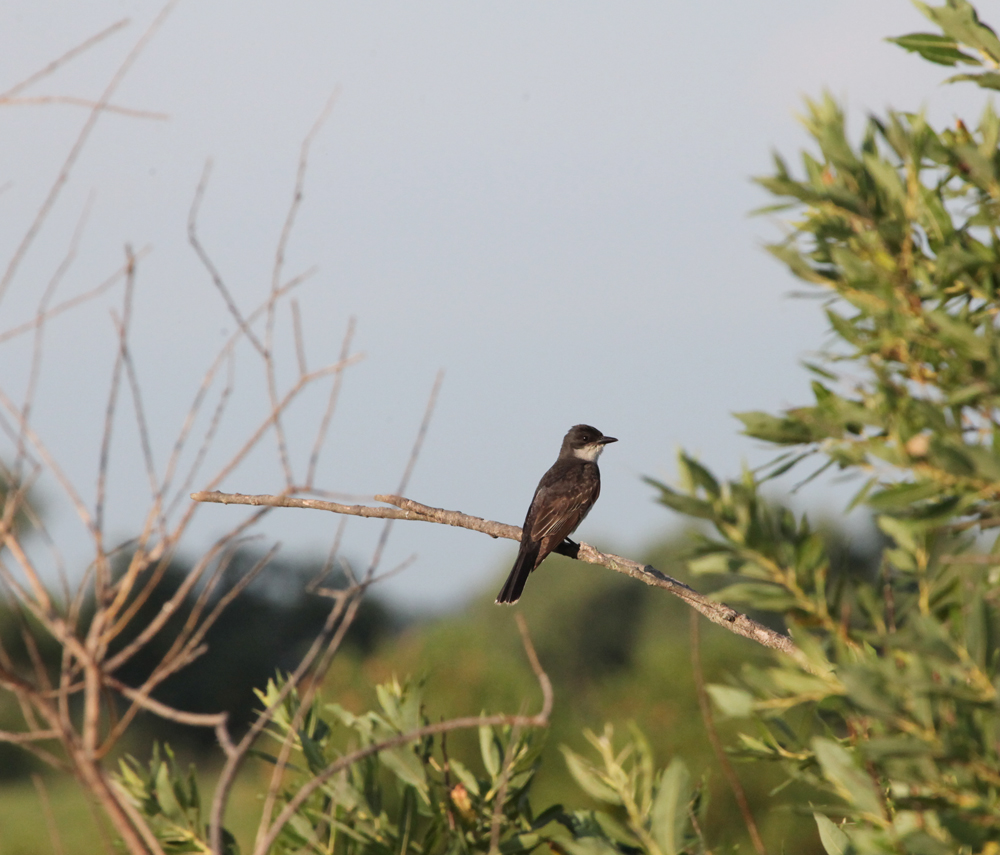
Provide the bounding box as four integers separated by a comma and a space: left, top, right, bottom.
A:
2, 97, 168, 120
187, 160, 266, 356
191, 489, 801, 658
0, 249, 148, 346
306, 317, 356, 487
0, 11, 373, 854
265, 92, 340, 489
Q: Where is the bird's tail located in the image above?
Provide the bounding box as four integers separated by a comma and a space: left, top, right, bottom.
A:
495, 541, 540, 604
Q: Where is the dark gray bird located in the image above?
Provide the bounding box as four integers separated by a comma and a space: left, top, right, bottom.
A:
496, 424, 617, 604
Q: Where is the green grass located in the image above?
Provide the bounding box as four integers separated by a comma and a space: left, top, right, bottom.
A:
0, 775, 108, 855
0, 767, 268, 855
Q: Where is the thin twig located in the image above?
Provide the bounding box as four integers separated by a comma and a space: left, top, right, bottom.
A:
105, 675, 229, 730
187, 160, 266, 356
250, 589, 362, 853
266, 92, 340, 489
0, 19, 129, 101
2, 96, 168, 120
306, 316, 356, 487
0, 249, 147, 346
291, 299, 307, 377
104, 516, 267, 671
15, 192, 94, 486
163, 266, 321, 522
93, 245, 138, 588
488, 716, 523, 855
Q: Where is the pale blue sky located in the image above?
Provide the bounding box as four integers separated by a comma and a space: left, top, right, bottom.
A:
0, 1, 989, 609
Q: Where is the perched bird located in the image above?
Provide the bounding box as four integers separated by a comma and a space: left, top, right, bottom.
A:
495, 424, 617, 604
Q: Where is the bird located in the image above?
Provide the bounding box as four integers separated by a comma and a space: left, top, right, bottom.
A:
495, 424, 617, 604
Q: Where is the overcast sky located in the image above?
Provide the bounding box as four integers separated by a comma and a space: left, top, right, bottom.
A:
1, 1, 992, 611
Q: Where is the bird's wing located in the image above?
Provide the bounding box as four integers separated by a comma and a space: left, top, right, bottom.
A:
528, 478, 600, 546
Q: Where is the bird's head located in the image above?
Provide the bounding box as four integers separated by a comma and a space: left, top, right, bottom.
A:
562, 424, 617, 461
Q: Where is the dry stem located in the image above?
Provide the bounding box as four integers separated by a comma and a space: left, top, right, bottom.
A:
191, 490, 800, 658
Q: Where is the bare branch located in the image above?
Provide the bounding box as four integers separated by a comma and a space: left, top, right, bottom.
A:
162, 264, 324, 521
103, 518, 267, 672
114, 277, 159, 489
290, 299, 307, 377
306, 317, 356, 487
103, 675, 228, 730
0, 728, 60, 745
93, 249, 138, 602
15, 193, 95, 486
187, 160, 266, 356
192, 489, 800, 657
266, 93, 339, 489
2, 96, 168, 120
271, 92, 338, 302
0, 249, 147, 346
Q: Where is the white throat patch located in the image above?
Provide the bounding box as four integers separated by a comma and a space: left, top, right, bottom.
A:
573, 442, 605, 462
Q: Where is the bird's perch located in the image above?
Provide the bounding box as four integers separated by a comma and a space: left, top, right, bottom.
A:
191, 489, 801, 659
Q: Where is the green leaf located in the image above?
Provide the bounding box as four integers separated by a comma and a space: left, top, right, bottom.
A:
710, 581, 800, 612
946, 70, 1000, 89
812, 737, 884, 818
560, 747, 622, 805
861, 735, 934, 760
814, 813, 851, 855
381, 745, 429, 803
887, 32, 980, 66
735, 410, 816, 445
867, 479, 942, 511
687, 552, 735, 576
447, 758, 481, 797
796, 532, 827, 574
916, 0, 1000, 64
677, 452, 720, 498
479, 724, 501, 779
649, 758, 692, 855
706, 684, 755, 718
645, 478, 717, 520
876, 515, 920, 553
154, 758, 183, 821
557, 838, 622, 855
770, 668, 841, 698
299, 730, 327, 775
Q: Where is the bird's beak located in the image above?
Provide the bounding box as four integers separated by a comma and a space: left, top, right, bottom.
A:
599, 436, 618, 444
